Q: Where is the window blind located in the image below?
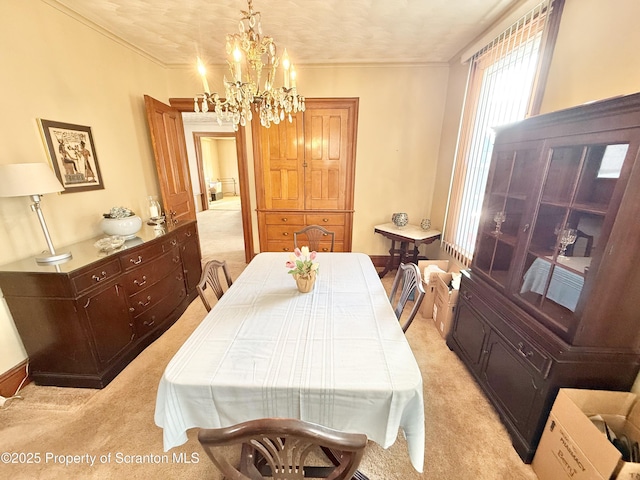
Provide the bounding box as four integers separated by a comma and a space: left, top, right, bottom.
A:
442, 1, 552, 267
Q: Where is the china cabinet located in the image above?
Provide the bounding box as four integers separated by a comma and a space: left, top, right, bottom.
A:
254, 98, 358, 252
447, 93, 640, 462
0, 221, 202, 388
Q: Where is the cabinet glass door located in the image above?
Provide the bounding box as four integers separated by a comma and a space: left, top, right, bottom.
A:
474, 146, 539, 288
517, 142, 629, 335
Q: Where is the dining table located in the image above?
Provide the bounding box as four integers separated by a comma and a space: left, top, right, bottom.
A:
154, 252, 425, 474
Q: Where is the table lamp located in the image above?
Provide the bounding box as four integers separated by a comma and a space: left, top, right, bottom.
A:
0, 163, 72, 264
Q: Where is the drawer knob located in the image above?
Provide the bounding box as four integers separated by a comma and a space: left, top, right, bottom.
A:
282, 218, 288, 222
323, 218, 329, 222
171, 239, 178, 246
283, 232, 289, 236
321, 247, 329, 252
462, 291, 472, 301
283, 247, 290, 251
130, 256, 143, 265
173, 256, 180, 264
134, 276, 147, 286
185, 231, 192, 237
92, 271, 107, 282
138, 296, 152, 307
143, 319, 155, 327
517, 341, 533, 358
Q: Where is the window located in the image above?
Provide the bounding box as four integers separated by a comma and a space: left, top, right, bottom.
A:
442, 0, 564, 267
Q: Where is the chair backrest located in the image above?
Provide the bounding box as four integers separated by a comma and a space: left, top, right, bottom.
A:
389, 263, 426, 332
198, 418, 367, 480
196, 259, 233, 312
294, 225, 335, 252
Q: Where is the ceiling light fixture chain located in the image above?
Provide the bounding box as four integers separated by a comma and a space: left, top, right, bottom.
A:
194, 0, 305, 130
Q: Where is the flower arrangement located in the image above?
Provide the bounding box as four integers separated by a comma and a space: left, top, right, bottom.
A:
286, 246, 319, 278
103, 206, 136, 219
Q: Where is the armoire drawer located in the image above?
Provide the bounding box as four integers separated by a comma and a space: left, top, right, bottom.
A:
305, 213, 346, 226
263, 213, 305, 225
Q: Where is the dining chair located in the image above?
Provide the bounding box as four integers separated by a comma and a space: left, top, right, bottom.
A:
196, 259, 233, 312
294, 225, 335, 252
389, 262, 426, 332
198, 418, 367, 480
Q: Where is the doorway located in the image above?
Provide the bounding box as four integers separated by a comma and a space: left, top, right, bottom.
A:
171, 98, 253, 265
190, 130, 245, 264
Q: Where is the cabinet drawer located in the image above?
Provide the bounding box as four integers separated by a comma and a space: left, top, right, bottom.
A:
266, 241, 296, 252
71, 259, 122, 295
128, 264, 184, 317
263, 213, 305, 225
135, 284, 186, 335
124, 247, 181, 295
305, 213, 345, 226
266, 225, 299, 241
120, 238, 176, 271
176, 222, 198, 243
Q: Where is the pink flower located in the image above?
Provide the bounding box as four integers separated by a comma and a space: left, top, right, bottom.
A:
286, 261, 295, 269
310, 251, 317, 260
294, 247, 302, 257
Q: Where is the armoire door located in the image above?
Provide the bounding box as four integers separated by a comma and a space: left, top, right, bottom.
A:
254, 98, 358, 212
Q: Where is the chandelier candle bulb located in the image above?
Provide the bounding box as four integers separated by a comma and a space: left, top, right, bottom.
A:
290, 66, 297, 88
197, 57, 210, 94
282, 49, 290, 88
233, 47, 242, 81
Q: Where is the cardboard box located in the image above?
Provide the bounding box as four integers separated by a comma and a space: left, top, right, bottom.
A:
417, 260, 449, 319
532, 388, 640, 480
432, 272, 459, 339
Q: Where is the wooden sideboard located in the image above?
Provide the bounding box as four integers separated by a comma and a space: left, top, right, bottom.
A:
0, 221, 202, 388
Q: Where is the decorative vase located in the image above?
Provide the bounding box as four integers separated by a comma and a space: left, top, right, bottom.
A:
294, 271, 317, 293
420, 218, 432, 230
392, 212, 408, 228
100, 215, 143, 239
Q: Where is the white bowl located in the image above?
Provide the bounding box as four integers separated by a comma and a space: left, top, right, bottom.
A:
100, 215, 142, 239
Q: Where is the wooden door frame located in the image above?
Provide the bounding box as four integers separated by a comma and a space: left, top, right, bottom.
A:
169, 98, 253, 264
193, 131, 237, 211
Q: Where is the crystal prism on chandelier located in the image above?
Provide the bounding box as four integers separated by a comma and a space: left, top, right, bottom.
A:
194, 0, 305, 130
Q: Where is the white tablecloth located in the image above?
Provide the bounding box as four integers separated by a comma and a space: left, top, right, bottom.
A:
520, 257, 590, 311
155, 252, 425, 472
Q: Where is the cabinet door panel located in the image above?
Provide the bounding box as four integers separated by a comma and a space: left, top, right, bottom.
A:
81, 282, 134, 366
451, 301, 489, 373
482, 331, 540, 430
304, 107, 350, 211
259, 117, 305, 210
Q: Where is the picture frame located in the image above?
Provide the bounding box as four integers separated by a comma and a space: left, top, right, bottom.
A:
38, 119, 104, 193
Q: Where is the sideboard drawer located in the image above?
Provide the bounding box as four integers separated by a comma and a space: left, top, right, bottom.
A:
128, 264, 184, 317
124, 247, 181, 295
120, 240, 171, 271
71, 259, 122, 295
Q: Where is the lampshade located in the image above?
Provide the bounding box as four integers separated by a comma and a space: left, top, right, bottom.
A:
0, 163, 64, 197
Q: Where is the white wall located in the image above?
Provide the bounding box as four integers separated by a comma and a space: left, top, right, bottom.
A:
0, 0, 168, 374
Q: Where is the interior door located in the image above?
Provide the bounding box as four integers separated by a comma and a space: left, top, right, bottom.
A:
144, 95, 196, 225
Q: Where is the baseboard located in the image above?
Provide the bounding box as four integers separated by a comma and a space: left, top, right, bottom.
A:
0, 359, 30, 397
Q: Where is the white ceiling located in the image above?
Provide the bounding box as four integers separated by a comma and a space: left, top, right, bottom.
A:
47, 0, 523, 66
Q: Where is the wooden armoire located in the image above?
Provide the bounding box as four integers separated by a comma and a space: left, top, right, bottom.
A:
254, 98, 358, 252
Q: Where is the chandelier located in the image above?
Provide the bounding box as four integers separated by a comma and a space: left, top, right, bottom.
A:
194, 0, 305, 130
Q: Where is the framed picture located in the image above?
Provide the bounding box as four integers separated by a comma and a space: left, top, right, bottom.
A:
38, 119, 104, 193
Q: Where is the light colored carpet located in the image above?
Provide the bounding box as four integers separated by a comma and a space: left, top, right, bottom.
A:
0, 210, 538, 479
